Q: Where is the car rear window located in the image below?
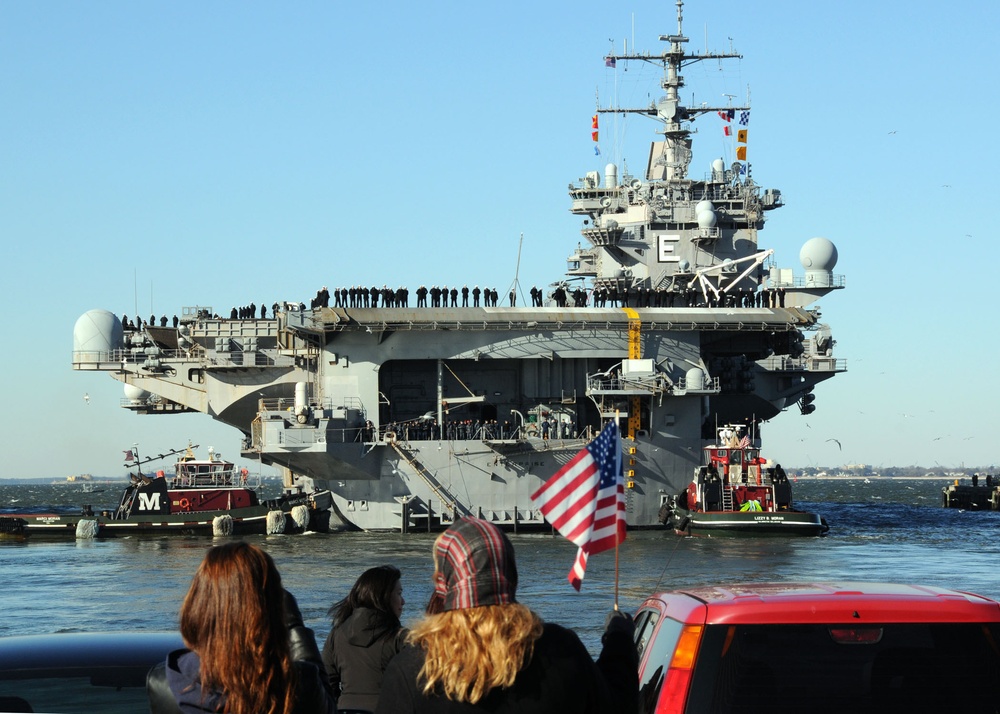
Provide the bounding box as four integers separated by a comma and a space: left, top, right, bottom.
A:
0, 668, 152, 713
681, 622, 1000, 713
0, 676, 149, 714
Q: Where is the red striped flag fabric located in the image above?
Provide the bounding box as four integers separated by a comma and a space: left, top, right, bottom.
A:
531, 420, 626, 590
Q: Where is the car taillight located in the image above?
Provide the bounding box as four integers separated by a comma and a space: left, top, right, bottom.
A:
654, 624, 704, 714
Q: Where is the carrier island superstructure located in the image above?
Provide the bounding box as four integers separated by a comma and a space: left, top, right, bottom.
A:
71, 3, 845, 532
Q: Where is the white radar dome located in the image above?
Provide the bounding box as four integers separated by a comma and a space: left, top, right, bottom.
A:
123, 384, 150, 401
697, 210, 717, 228
711, 158, 725, 173
685, 367, 706, 391
695, 200, 715, 214
800, 237, 839, 270
73, 310, 124, 363
604, 163, 618, 188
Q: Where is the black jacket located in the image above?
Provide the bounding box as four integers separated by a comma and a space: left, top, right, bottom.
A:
148, 591, 335, 714
373, 622, 638, 714
322, 607, 407, 712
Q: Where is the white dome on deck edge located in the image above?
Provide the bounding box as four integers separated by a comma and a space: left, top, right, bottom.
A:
73, 309, 123, 362
799, 237, 838, 271
124, 384, 150, 401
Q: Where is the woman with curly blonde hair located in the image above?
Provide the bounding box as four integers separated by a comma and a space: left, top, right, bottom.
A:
147, 541, 334, 714
375, 517, 638, 713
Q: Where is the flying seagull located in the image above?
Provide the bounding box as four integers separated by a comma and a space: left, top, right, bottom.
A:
826, 438, 842, 450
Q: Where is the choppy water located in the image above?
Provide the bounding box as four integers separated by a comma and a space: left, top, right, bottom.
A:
2, 478, 997, 652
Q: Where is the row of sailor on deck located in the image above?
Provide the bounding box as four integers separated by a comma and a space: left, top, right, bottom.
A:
148, 518, 638, 713
121, 314, 180, 330
373, 416, 577, 443
314, 285, 545, 309
590, 284, 786, 308
120, 280, 789, 335
308, 282, 787, 311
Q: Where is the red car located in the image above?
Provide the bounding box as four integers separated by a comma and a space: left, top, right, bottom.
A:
633, 582, 1000, 714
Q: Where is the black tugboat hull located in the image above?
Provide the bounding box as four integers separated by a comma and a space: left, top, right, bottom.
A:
0, 491, 334, 538
673, 508, 828, 537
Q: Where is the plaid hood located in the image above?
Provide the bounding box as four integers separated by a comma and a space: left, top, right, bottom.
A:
433, 517, 518, 611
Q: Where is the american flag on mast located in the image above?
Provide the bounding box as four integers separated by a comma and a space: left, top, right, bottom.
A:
531, 420, 627, 590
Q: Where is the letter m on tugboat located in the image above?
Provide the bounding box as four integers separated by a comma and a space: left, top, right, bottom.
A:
124, 478, 170, 516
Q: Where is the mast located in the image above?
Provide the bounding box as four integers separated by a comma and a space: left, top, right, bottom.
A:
598, 0, 747, 181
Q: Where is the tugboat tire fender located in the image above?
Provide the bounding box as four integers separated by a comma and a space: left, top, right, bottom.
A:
677, 516, 691, 533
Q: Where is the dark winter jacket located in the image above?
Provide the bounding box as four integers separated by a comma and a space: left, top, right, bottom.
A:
147, 590, 335, 714
322, 607, 407, 712
148, 647, 333, 714
373, 622, 638, 714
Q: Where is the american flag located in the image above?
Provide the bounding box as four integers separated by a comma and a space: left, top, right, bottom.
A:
738, 434, 750, 449
123, 449, 134, 462
531, 421, 627, 590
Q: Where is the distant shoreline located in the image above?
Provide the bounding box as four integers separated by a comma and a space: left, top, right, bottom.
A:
0, 476, 285, 485
795, 475, 962, 480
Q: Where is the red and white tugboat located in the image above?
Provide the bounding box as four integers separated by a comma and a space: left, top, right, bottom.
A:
662, 425, 828, 537
1, 445, 333, 538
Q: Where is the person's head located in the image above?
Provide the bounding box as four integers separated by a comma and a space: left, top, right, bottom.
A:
332, 564, 404, 626
411, 518, 541, 704
427, 517, 518, 614
180, 541, 295, 714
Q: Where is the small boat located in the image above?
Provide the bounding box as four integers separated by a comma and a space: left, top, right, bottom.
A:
0, 445, 334, 538
660, 425, 828, 537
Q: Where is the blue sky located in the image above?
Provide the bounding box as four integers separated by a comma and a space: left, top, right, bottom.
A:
2, 1, 996, 479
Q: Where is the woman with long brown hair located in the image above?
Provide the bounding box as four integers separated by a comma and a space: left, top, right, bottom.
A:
147, 541, 334, 714
374, 517, 638, 713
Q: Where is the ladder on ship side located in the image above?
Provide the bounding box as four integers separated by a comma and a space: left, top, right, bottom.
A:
721, 486, 734, 511
389, 441, 470, 522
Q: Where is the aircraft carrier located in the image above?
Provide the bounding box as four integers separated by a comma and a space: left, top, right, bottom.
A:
72, 2, 845, 532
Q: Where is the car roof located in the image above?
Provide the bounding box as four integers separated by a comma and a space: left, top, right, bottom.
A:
0, 632, 183, 674
642, 582, 1000, 625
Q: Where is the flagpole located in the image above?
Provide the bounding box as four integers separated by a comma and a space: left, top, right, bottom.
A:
614, 410, 620, 611
614, 531, 620, 611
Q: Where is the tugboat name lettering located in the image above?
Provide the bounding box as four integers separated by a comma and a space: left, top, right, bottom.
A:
138, 492, 161, 511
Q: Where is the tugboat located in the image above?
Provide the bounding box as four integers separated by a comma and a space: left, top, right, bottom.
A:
0, 445, 334, 538
661, 424, 828, 536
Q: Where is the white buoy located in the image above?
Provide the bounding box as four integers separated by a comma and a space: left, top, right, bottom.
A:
290, 505, 310, 531
266, 510, 286, 535
75, 519, 99, 539
213, 515, 233, 536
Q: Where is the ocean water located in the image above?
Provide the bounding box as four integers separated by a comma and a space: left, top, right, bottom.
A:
2, 478, 997, 652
